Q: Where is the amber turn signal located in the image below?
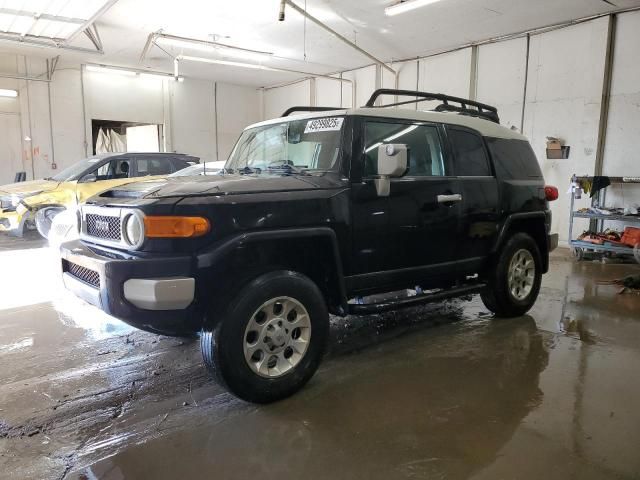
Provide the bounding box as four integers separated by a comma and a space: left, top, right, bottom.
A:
144, 216, 211, 238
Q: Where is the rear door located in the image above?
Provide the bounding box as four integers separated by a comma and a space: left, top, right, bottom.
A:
445, 126, 499, 274
350, 117, 462, 291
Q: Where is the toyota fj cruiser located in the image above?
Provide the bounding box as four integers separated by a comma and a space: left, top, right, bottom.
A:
60, 89, 558, 403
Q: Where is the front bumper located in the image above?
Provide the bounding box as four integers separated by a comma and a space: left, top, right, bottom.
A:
60, 240, 201, 335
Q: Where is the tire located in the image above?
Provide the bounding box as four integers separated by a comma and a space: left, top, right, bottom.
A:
481, 232, 542, 318
201, 270, 329, 403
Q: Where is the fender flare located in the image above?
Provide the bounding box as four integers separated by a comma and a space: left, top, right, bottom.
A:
491, 212, 547, 254
196, 227, 349, 314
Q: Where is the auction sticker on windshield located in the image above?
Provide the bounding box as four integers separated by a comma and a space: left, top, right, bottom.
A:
304, 117, 344, 133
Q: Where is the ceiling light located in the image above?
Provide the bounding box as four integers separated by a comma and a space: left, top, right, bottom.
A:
0, 89, 18, 98
155, 35, 273, 61
86, 65, 137, 76
86, 65, 183, 81
385, 0, 444, 16
179, 55, 278, 71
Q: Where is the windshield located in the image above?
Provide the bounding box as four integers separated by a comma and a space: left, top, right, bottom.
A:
225, 116, 344, 174
50, 157, 105, 182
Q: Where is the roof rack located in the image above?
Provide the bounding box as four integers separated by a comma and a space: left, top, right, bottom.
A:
364, 89, 500, 124
282, 106, 341, 117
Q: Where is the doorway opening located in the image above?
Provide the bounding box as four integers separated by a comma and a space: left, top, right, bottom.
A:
91, 119, 163, 155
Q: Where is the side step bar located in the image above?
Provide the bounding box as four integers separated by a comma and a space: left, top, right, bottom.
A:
347, 283, 486, 315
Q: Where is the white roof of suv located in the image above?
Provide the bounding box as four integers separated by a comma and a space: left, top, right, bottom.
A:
248, 107, 527, 141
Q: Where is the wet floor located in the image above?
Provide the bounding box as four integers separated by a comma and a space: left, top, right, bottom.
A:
0, 236, 639, 480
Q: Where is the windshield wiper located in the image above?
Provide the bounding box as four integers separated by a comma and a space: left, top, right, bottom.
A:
267, 162, 305, 175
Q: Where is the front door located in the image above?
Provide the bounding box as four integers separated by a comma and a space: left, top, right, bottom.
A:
350, 118, 462, 292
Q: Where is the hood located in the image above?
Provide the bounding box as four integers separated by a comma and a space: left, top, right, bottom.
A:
0, 179, 60, 197
97, 173, 344, 200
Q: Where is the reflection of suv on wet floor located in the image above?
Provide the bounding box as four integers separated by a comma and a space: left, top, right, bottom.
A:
60, 89, 558, 403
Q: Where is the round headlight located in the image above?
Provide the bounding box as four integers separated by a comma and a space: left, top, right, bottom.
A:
124, 213, 143, 247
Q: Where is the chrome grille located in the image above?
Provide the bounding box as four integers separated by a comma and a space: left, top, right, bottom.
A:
63, 260, 100, 289
86, 214, 121, 241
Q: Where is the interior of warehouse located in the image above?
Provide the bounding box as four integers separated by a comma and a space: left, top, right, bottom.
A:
0, 1, 639, 479
0, 8, 639, 241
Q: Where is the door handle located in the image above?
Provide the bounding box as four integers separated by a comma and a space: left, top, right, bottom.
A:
437, 194, 463, 204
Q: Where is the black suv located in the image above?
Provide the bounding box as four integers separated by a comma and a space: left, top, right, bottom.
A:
60, 89, 558, 403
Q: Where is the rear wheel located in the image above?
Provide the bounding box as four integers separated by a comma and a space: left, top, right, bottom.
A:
481, 233, 542, 317
201, 270, 329, 403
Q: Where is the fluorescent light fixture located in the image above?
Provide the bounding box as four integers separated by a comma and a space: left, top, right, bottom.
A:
86, 65, 137, 76
385, 0, 444, 16
86, 64, 183, 81
179, 55, 278, 72
0, 89, 18, 98
155, 35, 273, 61
178, 55, 327, 78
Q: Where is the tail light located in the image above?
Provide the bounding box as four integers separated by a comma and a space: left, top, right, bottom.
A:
544, 185, 559, 201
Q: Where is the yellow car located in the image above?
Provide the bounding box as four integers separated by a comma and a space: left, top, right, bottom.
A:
0, 153, 199, 238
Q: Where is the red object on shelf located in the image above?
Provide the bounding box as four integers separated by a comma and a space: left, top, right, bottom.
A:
621, 227, 640, 247
545, 185, 559, 201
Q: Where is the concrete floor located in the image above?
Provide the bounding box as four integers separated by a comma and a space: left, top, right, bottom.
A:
0, 234, 639, 480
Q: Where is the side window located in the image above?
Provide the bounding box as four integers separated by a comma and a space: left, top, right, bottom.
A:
84, 158, 131, 181
448, 129, 491, 176
363, 121, 446, 177
486, 138, 542, 179
136, 157, 173, 177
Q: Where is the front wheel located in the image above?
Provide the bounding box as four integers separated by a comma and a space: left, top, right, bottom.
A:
201, 270, 329, 403
35, 207, 65, 240
481, 233, 542, 318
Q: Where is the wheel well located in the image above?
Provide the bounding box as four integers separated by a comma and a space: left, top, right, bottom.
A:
204, 236, 346, 317
499, 218, 549, 272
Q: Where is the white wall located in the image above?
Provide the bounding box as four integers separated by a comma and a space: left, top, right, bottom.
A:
477, 38, 528, 131
0, 57, 261, 181
264, 79, 311, 120
419, 48, 472, 99
602, 11, 640, 213
523, 18, 609, 241
216, 82, 261, 160
170, 78, 216, 161
0, 55, 22, 184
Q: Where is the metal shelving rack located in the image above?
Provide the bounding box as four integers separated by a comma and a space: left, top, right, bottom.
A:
568, 175, 640, 262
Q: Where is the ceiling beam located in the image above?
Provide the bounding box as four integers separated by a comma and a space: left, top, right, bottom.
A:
282, 0, 396, 75
0, 8, 85, 25
66, 0, 119, 43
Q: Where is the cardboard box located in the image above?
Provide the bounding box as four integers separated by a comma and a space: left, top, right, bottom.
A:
546, 137, 563, 150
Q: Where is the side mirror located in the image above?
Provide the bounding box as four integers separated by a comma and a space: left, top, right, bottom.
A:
79, 173, 97, 183
374, 144, 408, 196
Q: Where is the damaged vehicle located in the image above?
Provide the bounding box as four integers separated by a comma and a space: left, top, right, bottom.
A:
60, 89, 558, 403
0, 152, 198, 239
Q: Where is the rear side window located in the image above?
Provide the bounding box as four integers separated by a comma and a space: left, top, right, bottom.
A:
448, 129, 492, 176
136, 157, 174, 177
485, 138, 543, 179
364, 121, 446, 177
